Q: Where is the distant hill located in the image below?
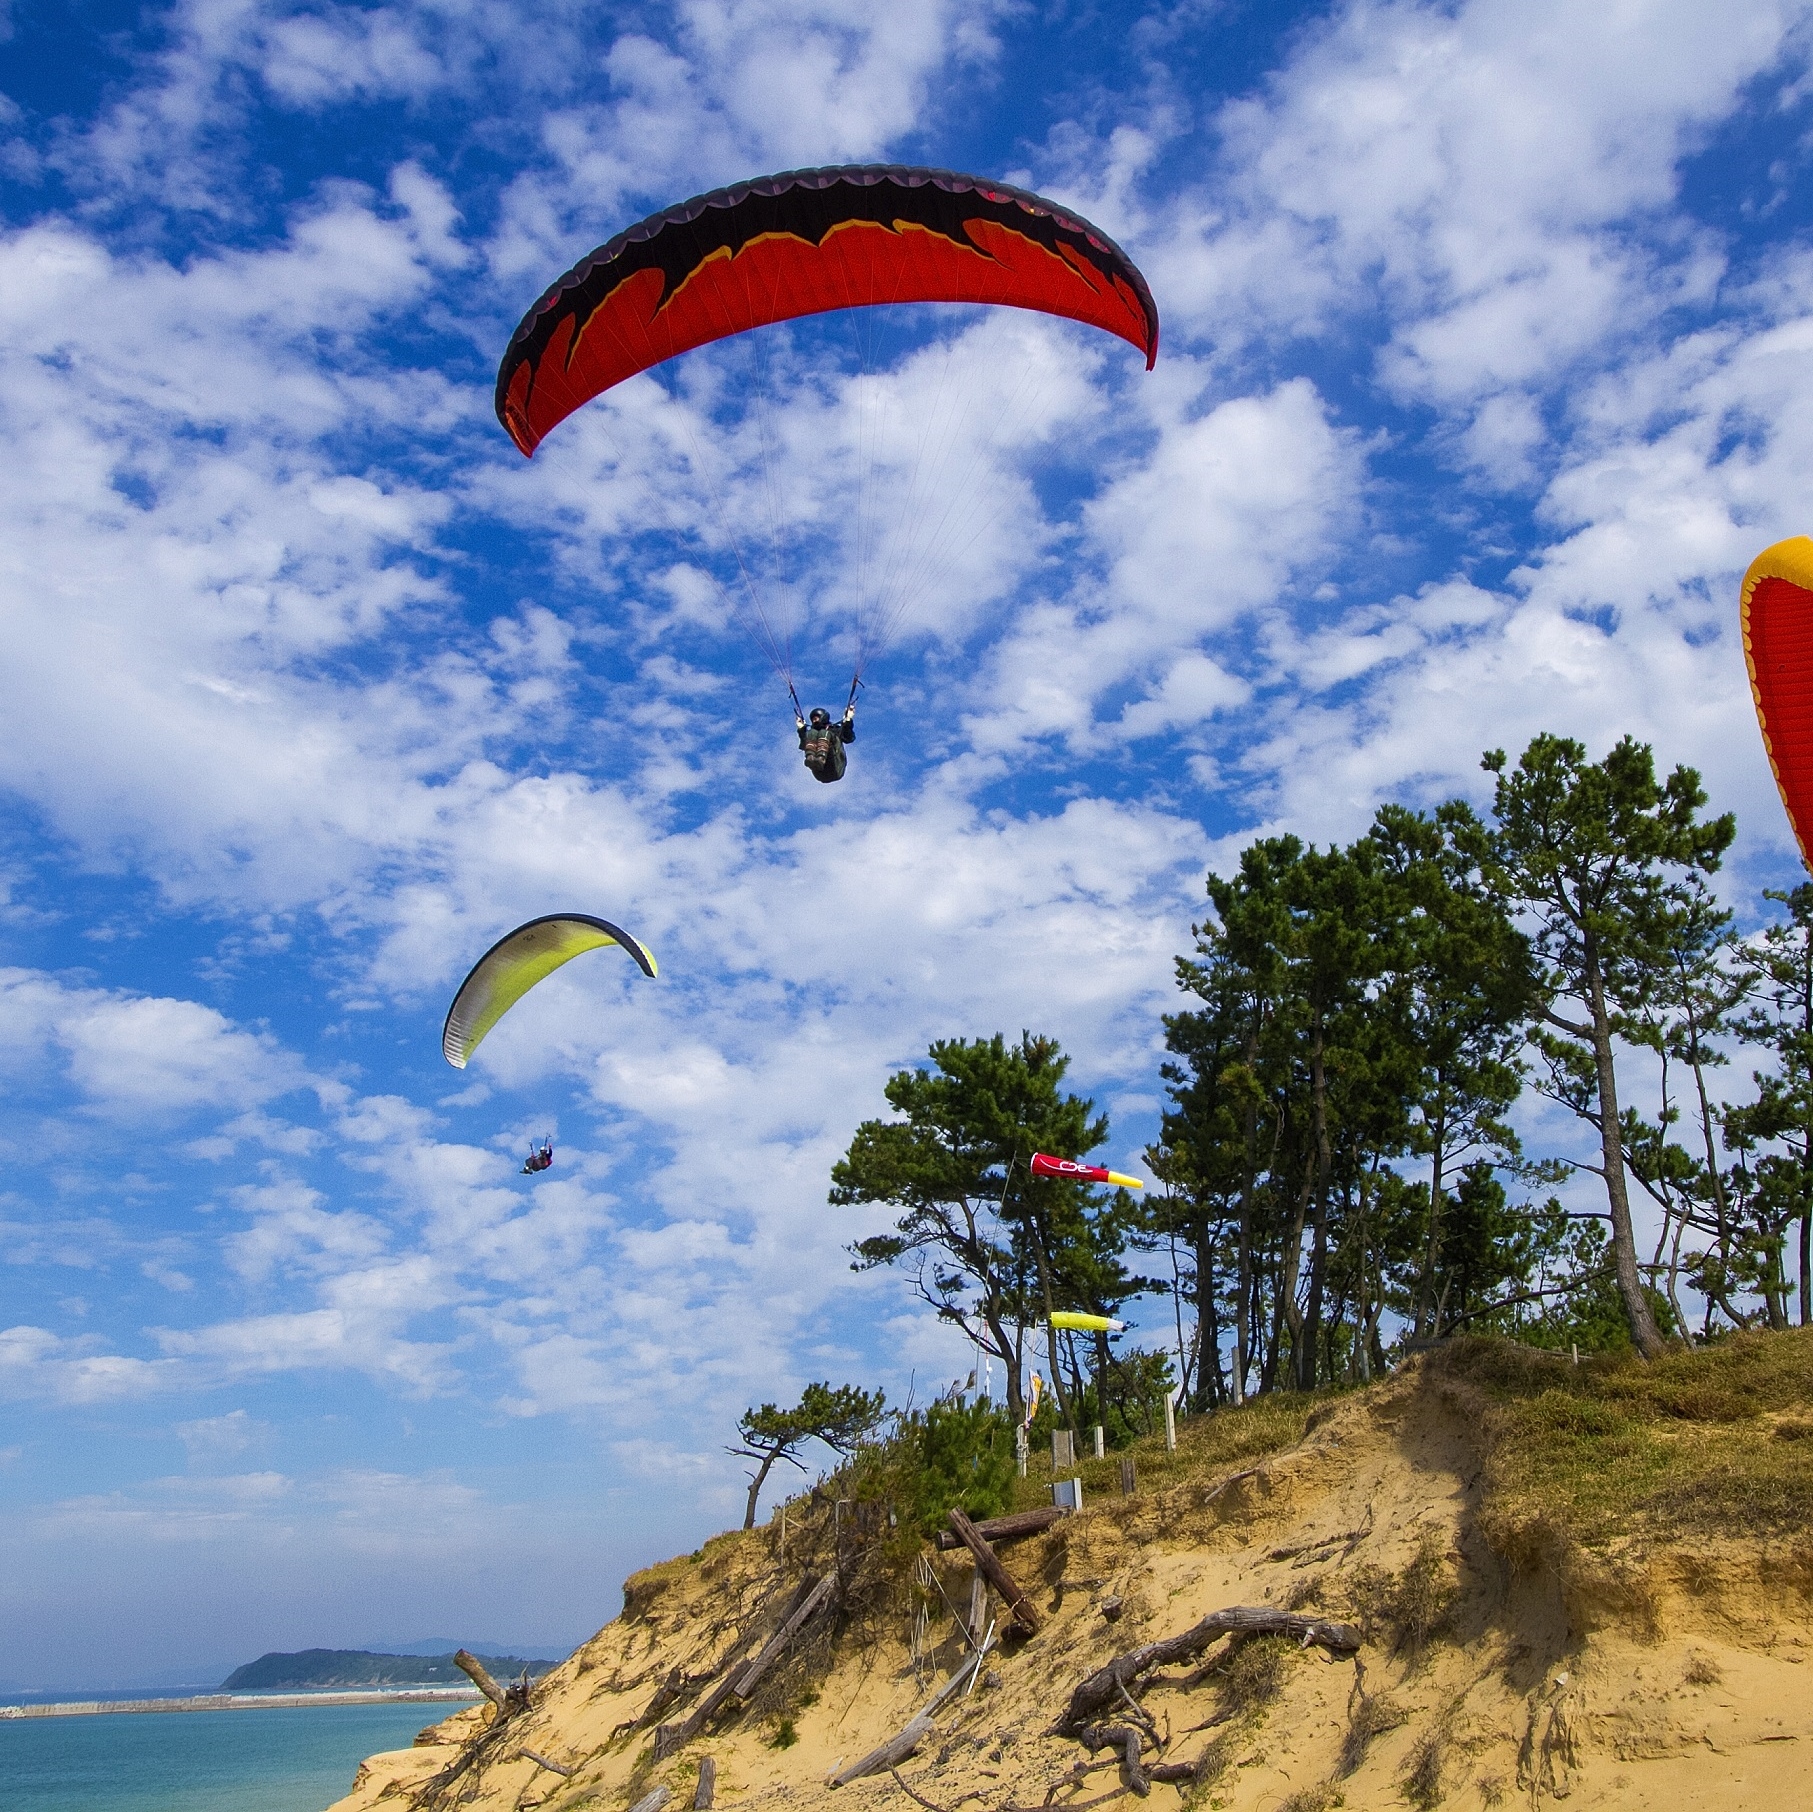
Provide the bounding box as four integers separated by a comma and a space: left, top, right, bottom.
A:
361, 1637, 575, 1662
219, 1649, 555, 1691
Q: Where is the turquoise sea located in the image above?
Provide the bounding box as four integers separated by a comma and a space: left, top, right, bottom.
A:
0, 1701, 439, 1812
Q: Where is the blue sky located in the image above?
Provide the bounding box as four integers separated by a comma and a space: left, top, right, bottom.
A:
5, 0, 1813, 1689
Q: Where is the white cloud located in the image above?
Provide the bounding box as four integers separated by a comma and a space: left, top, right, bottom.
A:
0, 1325, 181, 1404
0, 970, 310, 1119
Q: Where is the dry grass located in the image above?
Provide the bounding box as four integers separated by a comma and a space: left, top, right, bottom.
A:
1431, 1329, 1813, 1551
1402, 1720, 1449, 1810
1338, 1677, 1408, 1776
1276, 1785, 1344, 1812
1683, 1650, 1722, 1687
1216, 1634, 1298, 1714
1348, 1528, 1456, 1657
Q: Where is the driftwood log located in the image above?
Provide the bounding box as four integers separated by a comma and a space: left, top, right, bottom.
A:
1077, 1722, 1148, 1796
693, 1756, 717, 1810
829, 1632, 993, 1786
1054, 1606, 1361, 1735
945, 1510, 1042, 1634
453, 1651, 508, 1709
516, 1749, 572, 1777
931, 1506, 1069, 1551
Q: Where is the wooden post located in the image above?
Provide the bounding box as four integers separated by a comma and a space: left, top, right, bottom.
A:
1015, 1423, 1028, 1479
966, 1566, 988, 1647
1093, 1425, 1105, 1459
946, 1508, 1042, 1633
1119, 1456, 1136, 1497
694, 1757, 717, 1810
1164, 1390, 1177, 1453
1052, 1429, 1074, 1470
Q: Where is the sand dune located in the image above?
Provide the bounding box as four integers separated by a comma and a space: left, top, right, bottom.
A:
326, 1338, 1813, 1812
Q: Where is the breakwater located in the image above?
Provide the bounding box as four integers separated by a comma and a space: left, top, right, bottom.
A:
0, 1687, 480, 1719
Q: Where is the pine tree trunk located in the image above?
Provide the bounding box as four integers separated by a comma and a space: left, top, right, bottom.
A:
744, 1449, 780, 1530
1414, 1085, 1447, 1339
1586, 947, 1666, 1358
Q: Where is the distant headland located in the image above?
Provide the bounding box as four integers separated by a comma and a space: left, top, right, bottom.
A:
220, 1649, 557, 1692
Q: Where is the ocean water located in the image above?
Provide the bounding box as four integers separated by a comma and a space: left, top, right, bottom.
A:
0, 1701, 440, 1812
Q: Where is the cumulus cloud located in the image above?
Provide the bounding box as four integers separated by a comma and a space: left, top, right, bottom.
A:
7, 0, 1813, 1684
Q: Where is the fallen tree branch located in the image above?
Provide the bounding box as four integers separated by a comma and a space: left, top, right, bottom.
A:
1267, 1527, 1367, 1563
516, 1750, 572, 1777
1053, 1607, 1362, 1735
1199, 1468, 1259, 1507
890, 1765, 955, 1812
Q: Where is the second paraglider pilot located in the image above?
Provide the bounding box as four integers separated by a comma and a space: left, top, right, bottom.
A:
796, 703, 855, 784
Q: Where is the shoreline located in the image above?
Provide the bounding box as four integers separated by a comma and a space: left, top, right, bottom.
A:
0, 1687, 482, 1720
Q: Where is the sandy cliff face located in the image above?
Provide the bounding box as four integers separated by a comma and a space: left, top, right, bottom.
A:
326, 1352, 1813, 1812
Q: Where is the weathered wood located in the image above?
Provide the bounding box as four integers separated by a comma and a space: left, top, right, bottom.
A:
1146, 1760, 1201, 1785
657, 1573, 836, 1756
945, 1509, 1042, 1634
629, 1789, 672, 1812
830, 1637, 992, 1786
1054, 1606, 1362, 1734
966, 1567, 988, 1647
517, 1749, 572, 1777
932, 1506, 1069, 1551
452, 1650, 507, 1710
733, 1572, 837, 1701
694, 1756, 717, 1810
1118, 1458, 1136, 1497
616, 1665, 688, 1737
1078, 1723, 1148, 1796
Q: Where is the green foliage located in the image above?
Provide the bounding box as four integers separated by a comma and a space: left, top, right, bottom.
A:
732, 1380, 887, 1528
1438, 1328, 1813, 1547
897, 1397, 1018, 1536
832, 1031, 1147, 1432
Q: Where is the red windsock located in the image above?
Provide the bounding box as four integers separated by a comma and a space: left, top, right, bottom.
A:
1029, 1152, 1143, 1188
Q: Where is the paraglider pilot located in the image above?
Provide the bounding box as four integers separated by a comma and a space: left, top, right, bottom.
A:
796, 703, 855, 784
522, 1140, 554, 1175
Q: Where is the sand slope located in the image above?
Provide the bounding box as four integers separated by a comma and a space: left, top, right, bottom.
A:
325, 1352, 1813, 1812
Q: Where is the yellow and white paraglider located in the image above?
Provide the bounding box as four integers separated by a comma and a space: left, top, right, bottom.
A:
442, 913, 657, 1070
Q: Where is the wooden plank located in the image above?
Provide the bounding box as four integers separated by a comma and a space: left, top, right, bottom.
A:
945, 1509, 1042, 1634
932, 1506, 1068, 1550
830, 1635, 993, 1786
694, 1757, 717, 1810
733, 1572, 836, 1701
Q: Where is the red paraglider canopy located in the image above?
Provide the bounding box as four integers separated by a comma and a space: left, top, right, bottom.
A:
1741, 534, 1813, 869
496, 164, 1160, 458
